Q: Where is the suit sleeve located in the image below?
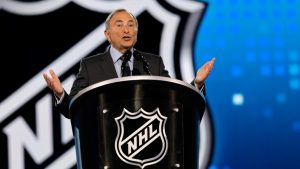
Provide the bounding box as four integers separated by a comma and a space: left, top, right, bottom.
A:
158, 57, 170, 77
55, 59, 90, 119
190, 80, 206, 96
54, 90, 71, 118
69, 59, 89, 98
157, 55, 206, 96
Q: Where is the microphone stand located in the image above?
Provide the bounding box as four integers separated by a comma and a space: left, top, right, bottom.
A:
133, 50, 151, 75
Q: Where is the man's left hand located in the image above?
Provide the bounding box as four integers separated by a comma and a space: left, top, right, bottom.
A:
194, 57, 215, 89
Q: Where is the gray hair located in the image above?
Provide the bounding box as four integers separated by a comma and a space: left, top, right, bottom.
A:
105, 9, 139, 31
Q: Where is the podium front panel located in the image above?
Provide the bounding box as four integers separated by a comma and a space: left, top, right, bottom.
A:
70, 76, 206, 169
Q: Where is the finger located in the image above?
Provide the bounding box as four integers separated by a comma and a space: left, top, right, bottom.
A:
43, 73, 48, 81
49, 69, 59, 81
202, 61, 211, 72
43, 73, 51, 84
206, 57, 215, 71
211, 57, 215, 65
43, 72, 56, 90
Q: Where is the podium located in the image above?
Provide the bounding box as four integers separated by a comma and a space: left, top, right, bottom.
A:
69, 76, 206, 169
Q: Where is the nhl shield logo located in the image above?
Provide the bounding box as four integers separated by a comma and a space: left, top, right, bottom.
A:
115, 108, 168, 168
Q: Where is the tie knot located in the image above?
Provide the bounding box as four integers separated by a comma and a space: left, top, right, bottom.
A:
121, 50, 132, 62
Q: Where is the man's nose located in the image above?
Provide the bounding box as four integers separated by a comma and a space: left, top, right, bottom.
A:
123, 26, 129, 33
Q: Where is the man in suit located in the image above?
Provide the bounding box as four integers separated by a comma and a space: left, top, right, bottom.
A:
43, 8, 215, 119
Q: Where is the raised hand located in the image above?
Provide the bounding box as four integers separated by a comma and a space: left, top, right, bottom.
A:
43, 69, 64, 98
194, 57, 215, 89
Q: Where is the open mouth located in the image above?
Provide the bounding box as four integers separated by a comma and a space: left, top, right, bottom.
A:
122, 36, 131, 40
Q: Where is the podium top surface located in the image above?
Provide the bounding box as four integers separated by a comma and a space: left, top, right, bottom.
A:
70, 75, 204, 106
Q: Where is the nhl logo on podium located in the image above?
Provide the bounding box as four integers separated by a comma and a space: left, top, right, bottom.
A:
115, 108, 168, 168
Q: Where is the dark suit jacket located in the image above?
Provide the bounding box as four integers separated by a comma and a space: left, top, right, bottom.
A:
57, 49, 170, 118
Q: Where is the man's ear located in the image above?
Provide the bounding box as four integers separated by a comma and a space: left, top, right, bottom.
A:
104, 30, 110, 42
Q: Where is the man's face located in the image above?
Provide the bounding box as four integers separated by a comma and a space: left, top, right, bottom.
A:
105, 11, 138, 53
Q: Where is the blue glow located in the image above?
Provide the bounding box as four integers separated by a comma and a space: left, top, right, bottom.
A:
272, 9, 281, 18
194, 0, 300, 168
259, 10, 268, 19
288, 23, 297, 32
231, 66, 242, 77
273, 23, 283, 33
273, 37, 284, 48
260, 65, 271, 76
276, 93, 286, 104
245, 52, 255, 62
215, 11, 225, 19
232, 93, 244, 106
289, 51, 299, 61
259, 38, 269, 48
293, 121, 300, 132
287, 10, 296, 18
289, 78, 300, 90
289, 64, 299, 76
209, 165, 218, 169
274, 51, 284, 61
243, 11, 253, 19
216, 39, 226, 49
259, 51, 270, 62
274, 64, 285, 76
244, 38, 255, 48
262, 107, 273, 118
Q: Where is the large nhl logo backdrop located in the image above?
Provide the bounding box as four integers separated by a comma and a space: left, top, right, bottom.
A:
1, 1, 213, 169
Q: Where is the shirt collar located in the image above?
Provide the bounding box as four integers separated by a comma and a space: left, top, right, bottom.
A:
110, 46, 134, 64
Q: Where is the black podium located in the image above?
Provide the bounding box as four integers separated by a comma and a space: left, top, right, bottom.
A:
69, 76, 206, 169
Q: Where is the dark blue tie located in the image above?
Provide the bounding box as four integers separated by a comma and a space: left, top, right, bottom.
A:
121, 56, 131, 77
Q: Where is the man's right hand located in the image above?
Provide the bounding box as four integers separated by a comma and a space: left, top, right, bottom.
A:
43, 69, 64, 98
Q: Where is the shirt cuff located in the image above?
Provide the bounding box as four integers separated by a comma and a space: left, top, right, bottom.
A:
54, 92, 65, 104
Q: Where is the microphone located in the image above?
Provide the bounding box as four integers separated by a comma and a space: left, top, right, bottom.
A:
133, 50, 151, 75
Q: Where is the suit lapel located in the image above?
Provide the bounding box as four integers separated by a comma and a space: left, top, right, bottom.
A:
99, 51, 118, 79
